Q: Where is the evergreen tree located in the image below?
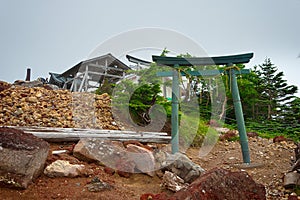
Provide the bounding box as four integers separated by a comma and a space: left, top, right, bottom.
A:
253, 58, 298, 121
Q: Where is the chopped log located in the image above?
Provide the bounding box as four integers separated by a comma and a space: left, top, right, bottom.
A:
9, 126, 171, 143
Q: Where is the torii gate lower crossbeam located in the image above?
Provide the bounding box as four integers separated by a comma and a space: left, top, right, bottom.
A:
154, 53, 254, 164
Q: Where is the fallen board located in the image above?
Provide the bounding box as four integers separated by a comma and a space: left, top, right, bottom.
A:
9, 126, 171, 143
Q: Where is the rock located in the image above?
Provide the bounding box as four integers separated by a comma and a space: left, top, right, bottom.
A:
0, 127, 49, 189
291, 159, 300, 172
115, 157, 136, 178
126, 144, 155, 176
0, 86, 119, 129
123, 140, 153, 151
140, 193, 169, 200
43, 84, 59, 90
26, 96, 38, 103
171, 168, 266, 200
273, 135, 287, 143
73, 139, 125, 164
247, 132, 259, 137
219, 130, 238, 141
214, 127, 230, 134
154, 149, 168, 170
160, 171, 188, 192
73, 139, 135, 176
208, 119, 222, 127
0, 81, 11, 92
14, 80, 44, 88
162, 152, 205, 183
104, 167, 115, 175
283, 171, 300, 188
288, 193, 298, 200
86, 176, 112, 192
44, 160, 85, 178
294, 143, 300, 161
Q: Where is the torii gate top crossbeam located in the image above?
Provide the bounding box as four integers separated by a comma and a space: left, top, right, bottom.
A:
152, 52, 253, 66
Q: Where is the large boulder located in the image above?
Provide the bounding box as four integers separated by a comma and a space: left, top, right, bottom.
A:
126, 144, 155, 176
73, 139, 135, 175
171, 168, 266, 200
0, 127, 49, 189
162, 152, 205, 183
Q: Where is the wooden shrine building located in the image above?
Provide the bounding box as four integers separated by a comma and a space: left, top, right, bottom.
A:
49, 53, 130, 92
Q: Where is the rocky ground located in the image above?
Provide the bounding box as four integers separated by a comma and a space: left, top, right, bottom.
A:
0, 137, 298, 200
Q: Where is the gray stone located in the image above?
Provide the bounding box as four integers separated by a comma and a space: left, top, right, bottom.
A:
73, 139, 125, 163
0, 127, 49, 189
14, 80, 43, 88
162, 152, 205, 183
283, 171, 300, 188
44, 160, 85, 178
73, 139, 135, 173
160, 171, 188, 192
86, 176, 113, 192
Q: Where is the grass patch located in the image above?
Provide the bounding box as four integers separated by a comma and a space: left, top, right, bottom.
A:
179, 113, 219, 147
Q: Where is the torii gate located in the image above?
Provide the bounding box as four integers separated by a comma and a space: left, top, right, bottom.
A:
153, 53, 254, 164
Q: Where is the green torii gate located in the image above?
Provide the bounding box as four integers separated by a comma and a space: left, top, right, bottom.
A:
153, 53, 254, 164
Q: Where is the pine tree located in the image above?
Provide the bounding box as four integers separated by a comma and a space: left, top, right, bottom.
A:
253, 58, 298, 121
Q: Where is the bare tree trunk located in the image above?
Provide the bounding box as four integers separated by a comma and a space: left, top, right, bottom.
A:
219, 96, 227, 120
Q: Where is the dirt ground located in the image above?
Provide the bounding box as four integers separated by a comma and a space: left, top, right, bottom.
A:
0, 137, 298, 200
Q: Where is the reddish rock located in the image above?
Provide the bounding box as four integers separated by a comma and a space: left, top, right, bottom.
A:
170, 168, 266, 200
126, 144, 155, 176
0, 127, 49, 189
140, 193, 169, 200
123, 140, 153, 151
140, 193, 155, 200
207, 119, 222, 127
273, 135, 287, 143
104, 167, 115, 176
219, 130, 238, 141
115, 157, 135, 178
247, 132, 259, 138
117, 170, 132, 178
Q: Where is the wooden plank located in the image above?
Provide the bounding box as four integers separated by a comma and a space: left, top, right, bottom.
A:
28, 132, 171, 143
9, 126, 171, 143
10, 126, 169, 136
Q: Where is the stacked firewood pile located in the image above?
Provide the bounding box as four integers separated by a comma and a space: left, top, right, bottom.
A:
0, 81, 119, 130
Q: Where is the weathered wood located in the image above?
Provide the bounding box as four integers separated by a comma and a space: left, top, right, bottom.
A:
9, 126, 171, 143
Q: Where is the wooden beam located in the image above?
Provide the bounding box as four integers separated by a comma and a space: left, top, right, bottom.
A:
9, 126, 171, 143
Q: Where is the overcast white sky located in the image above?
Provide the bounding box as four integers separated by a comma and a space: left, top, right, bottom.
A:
1, 0, 300, 92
